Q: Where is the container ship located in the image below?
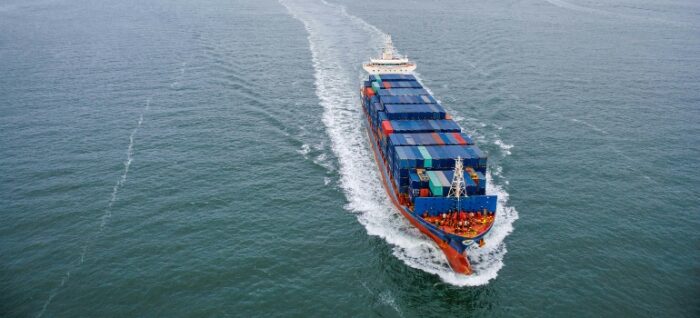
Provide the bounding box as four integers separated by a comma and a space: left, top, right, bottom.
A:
361, 37, 497, 274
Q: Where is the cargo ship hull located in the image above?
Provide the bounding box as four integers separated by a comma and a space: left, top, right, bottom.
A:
360, 73, 497, 275
363, 109, 475, 274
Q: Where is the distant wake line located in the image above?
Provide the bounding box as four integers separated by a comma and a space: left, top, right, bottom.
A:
545, 0, 603, 15
279, 0, 518, 286
37, 61, 189, 316
36, 98, 151, 318
545, 0, 693, 29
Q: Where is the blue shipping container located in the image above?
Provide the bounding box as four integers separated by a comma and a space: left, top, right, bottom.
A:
380, 80, 423, 89
379, 95, 437, 105
409, 171, 429, 189
371, 74, 416, 82
378, 88, 429, 96
384, 104, 446, 120
389, 145, 487, 171
388, 120, 461, 133
388, 132, 474, 147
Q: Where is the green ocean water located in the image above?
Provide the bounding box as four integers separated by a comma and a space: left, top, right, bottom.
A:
1, 0, 699, 316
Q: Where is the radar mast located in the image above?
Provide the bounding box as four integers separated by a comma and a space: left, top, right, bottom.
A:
448, 157, 468, 211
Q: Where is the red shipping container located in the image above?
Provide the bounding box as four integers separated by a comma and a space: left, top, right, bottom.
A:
364, 87, 374, 96
430, 132, 445, 145
381, 120, 394, 135
419, 188, 430, 197
382, 82, 392, 89
452, 132, 467, 145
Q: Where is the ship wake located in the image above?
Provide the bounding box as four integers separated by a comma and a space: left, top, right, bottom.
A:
279, 0, 518, 286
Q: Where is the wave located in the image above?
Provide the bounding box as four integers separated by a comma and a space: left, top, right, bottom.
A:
279, 0, 517, 286
494, 139, 514, 156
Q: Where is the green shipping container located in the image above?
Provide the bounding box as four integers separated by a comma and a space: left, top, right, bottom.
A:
371, 81, 380, 94
427, 171, 443, 196
417, 146, 432, 168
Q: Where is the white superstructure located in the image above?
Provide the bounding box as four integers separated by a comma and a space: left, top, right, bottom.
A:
362, 36, 416, 74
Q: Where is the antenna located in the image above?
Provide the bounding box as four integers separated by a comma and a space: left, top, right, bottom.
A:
448, 157, 467, 211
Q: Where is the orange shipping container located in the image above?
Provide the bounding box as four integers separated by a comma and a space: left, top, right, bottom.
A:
381, 120, 394, 135
453, 132, 467, 145
430, 132, 445, 145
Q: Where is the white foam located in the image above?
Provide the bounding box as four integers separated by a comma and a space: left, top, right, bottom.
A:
379, 290, 403, 316
313, 152, 335, 172
279, 0, 517, 286
297, 143, 311, 158
494, 139, 514, 156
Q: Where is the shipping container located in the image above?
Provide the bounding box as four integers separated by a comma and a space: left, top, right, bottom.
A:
409, 171, 429, 189
407, 168, 487, 201
369, 101, 383, 117
389, 145, 487, 173
379, 95, 438, 105
381, 120, 394, 136
388, 132, 473, 147
371, 81, 381, 94
416, 146, 432, 168
384, 103, 446, 120
378, 88, 429, 96
468, 146, 487, 169
474, 171, 486, 194
435, 170, 481, 196
377, 111, 388, 122
386, 120, 461, 134
454, 132, 474, 145
370, 74, 416, 82
380, 80, 423, 89
427, 170, 449, 196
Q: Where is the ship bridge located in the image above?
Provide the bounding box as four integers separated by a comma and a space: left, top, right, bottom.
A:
363, 36, 416, 74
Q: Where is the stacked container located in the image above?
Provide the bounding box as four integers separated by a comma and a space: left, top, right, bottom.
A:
362, 73, 490, 204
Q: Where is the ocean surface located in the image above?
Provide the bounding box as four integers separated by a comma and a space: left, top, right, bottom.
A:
1, 0, 699, 316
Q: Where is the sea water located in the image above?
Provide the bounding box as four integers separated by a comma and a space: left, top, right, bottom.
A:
1, 0, 698, 316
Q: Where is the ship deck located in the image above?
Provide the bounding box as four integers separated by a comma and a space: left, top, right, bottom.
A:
421, 213, 494, 239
